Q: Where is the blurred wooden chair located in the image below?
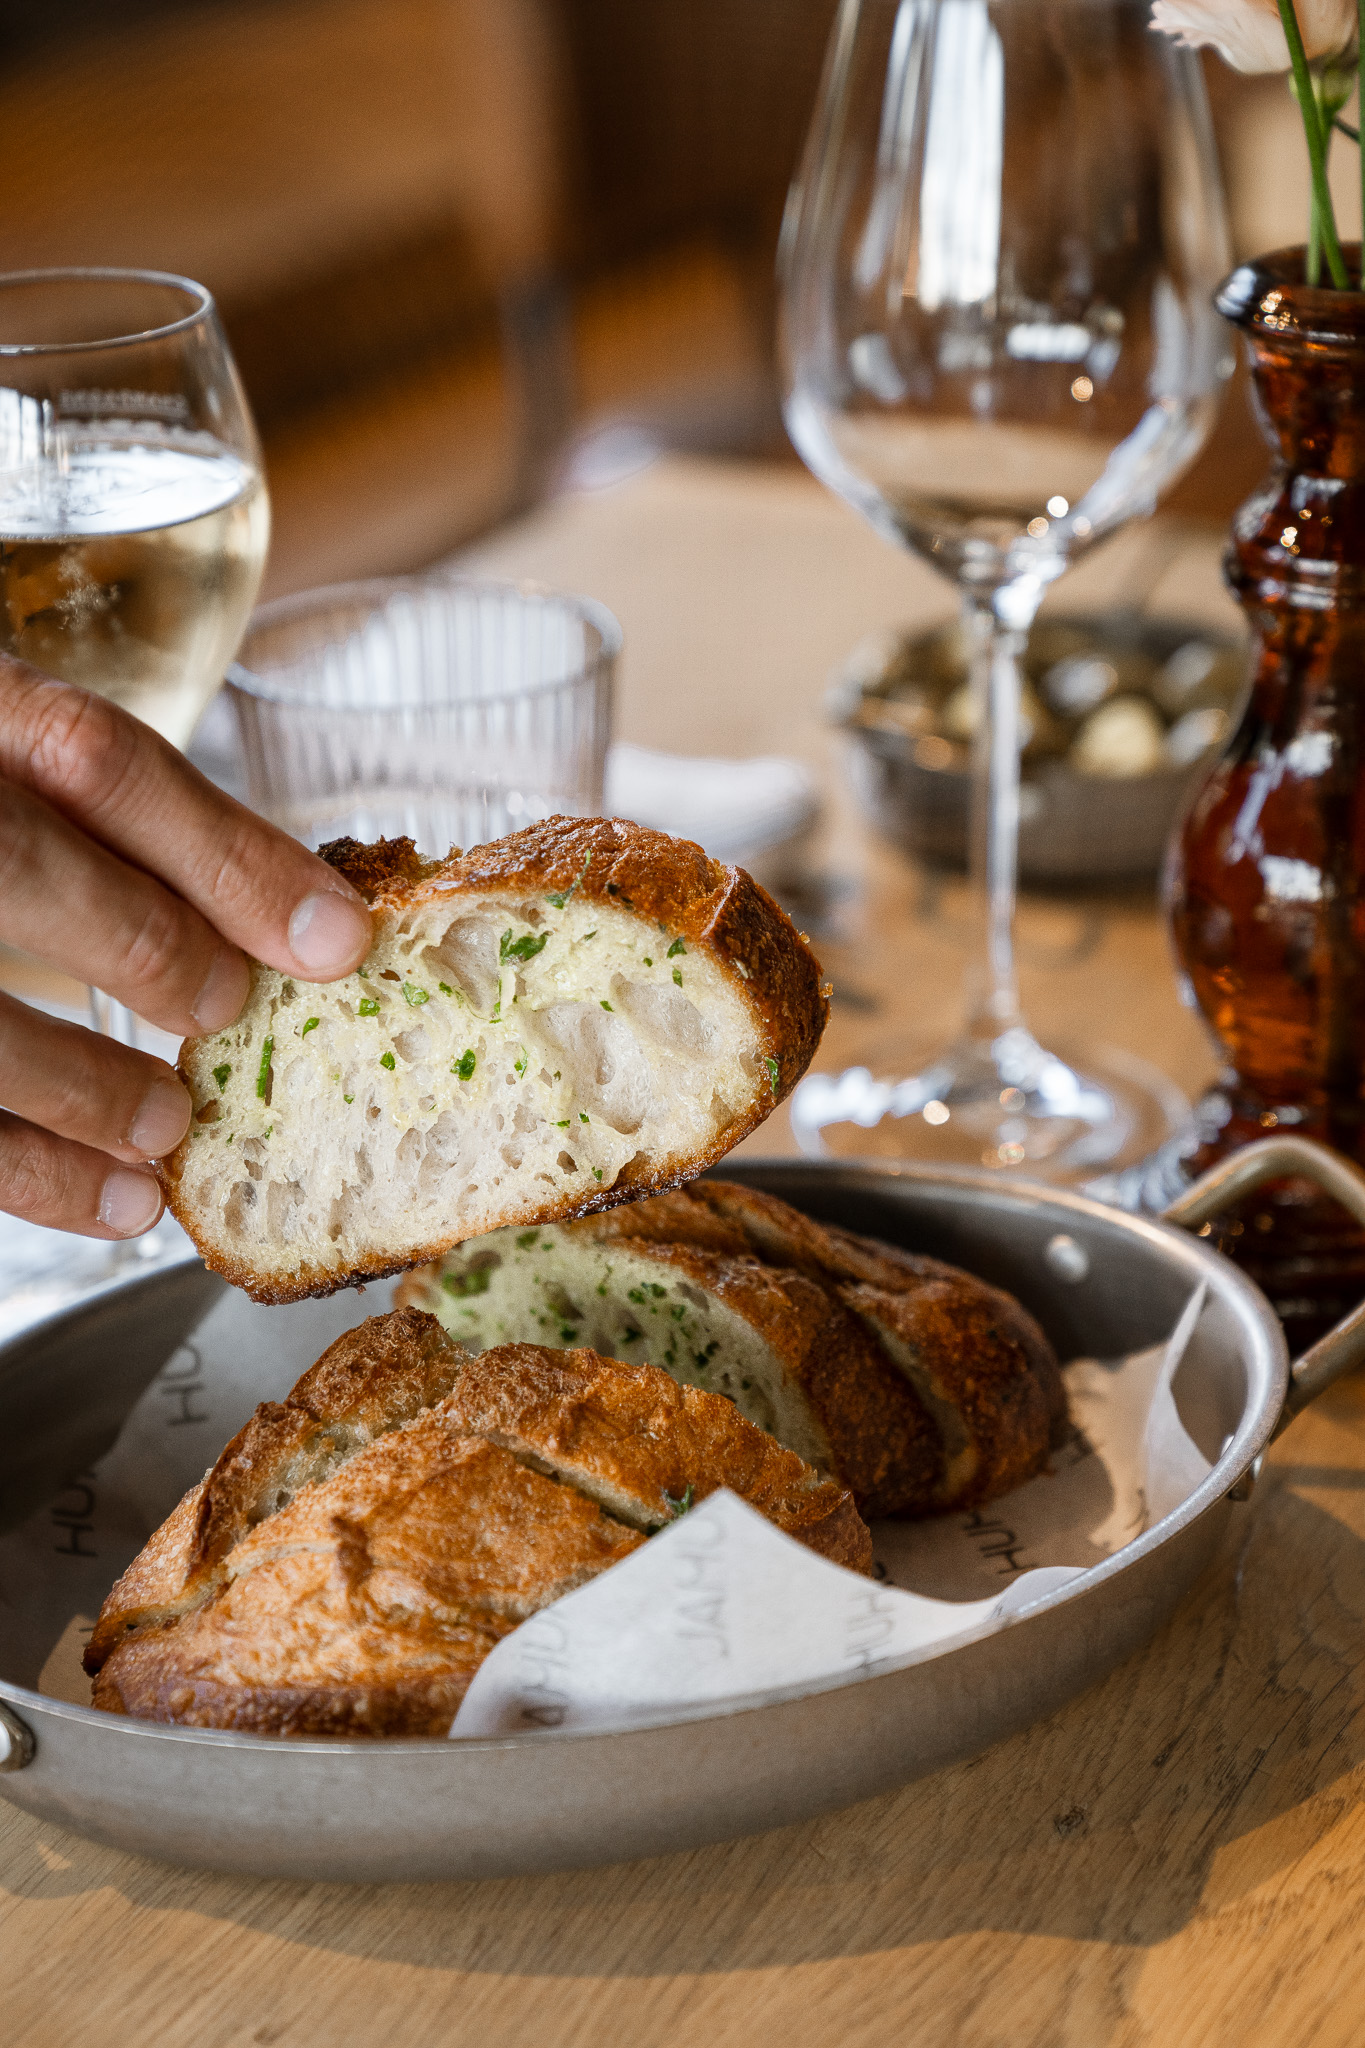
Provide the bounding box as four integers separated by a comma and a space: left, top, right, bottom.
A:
0, 0, 571, 591
0, 0, 845, 590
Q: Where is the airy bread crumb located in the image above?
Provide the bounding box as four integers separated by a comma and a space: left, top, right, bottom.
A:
163, 818, 829, 1302
399, 1181, 1066, 1517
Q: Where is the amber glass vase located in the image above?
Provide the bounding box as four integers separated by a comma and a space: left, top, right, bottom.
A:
1167, 246, 1365, 1348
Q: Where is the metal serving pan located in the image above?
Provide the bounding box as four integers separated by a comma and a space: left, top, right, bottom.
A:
1, 1139, 1362, 1884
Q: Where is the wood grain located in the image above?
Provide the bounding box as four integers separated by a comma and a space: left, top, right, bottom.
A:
5, 1373, 1365, 2048
8, 462, 1360, 2048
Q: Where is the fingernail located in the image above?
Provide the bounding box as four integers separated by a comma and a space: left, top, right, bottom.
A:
288, 890, 371, 977
98, 1167, 163, 1237
192, 948, 250, 1031
127, 1076, 192, 1157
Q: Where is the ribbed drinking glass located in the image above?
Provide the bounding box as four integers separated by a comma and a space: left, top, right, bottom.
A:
226, 575, 619, 855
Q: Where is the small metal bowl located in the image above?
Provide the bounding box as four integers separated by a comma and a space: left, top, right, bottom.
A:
834, 610, 1246, 883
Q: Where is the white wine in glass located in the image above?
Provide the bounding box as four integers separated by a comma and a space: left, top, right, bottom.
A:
780, 0, 1231, 1180
0, 431, 267, 749
0, 268, 270, 1041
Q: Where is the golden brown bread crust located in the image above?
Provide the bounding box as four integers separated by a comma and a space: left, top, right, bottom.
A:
288, 1305, 469, 1435
761, 1272, 944, 1520
588, 1237, 942, 1521
442, 1344, 873, 1572
566, 1186, 754, 1256
664, 1181, 1065, 1500
85, 1309, 469, 1673
161, 819, 830, 1304
88, 1311, 871, 1736
400, 1180, 1064, 1515
91, 1428, 629, 1736
810, 1220, 1068, 1448
839, 1281, 1051, 1506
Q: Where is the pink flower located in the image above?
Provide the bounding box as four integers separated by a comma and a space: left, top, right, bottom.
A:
1150, 0, 1357, 73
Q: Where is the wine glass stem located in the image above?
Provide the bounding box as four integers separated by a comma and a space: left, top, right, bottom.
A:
89, 987, 140, 1051
963, 587, 1041, 1048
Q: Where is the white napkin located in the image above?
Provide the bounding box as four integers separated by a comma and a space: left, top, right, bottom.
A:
604, 742, 818, 865
451, 1490, 1082, 1737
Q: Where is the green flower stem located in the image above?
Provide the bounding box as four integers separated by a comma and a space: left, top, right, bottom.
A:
1318, 53, 1359, 285
1278, 0, 1349, 286
1309, 92, 1324, 284
1308, 72, 1340, 284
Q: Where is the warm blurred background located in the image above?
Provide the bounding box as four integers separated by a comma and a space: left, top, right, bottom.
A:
3, 0, 1356, 598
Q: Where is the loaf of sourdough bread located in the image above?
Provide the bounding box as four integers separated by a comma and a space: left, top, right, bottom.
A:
85, 1309, 870, 1736
398, 1181, 1066, 1518
162, 819, 829, 1304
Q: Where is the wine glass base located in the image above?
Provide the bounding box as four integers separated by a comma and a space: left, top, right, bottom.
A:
789, 1028, 1188, 1186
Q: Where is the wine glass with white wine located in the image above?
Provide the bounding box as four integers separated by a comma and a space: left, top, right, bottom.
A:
0, 267, 270, 1046
780, 0, 1230, 1180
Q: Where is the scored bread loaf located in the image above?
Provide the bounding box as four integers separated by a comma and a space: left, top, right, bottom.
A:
81, 1307, 469, 1670
398, 1180, 1066, 1519
85, 1308, 870, 1736
162, 818, 829, 1304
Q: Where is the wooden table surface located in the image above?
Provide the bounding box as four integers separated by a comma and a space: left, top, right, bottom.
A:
11, 460, 1365, 2048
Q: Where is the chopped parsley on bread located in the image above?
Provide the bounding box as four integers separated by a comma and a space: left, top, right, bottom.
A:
400, 1181, 1066, 1517
162, 818, 829, 1303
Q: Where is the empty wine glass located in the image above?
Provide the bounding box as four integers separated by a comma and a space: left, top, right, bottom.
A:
780, 0, 1230, 1177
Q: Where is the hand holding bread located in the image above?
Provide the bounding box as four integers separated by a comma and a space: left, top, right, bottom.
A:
163, 818, 829, 1301
0, 652, 372, 1242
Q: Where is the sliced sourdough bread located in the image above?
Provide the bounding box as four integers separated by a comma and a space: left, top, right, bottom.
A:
398, 1181, 1065, 1518
162, 818, 829, 1303
86, 1309, 870, 1736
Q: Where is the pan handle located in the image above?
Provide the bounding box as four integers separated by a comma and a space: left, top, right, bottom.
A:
0, 1699, 34, 1771
1163, 1134, 1365, 1434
